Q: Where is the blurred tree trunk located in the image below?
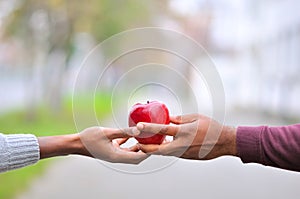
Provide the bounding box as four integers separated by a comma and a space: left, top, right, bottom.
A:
44, 9, 72, 114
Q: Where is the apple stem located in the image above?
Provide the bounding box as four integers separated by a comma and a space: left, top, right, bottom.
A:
147, 100, 149, 104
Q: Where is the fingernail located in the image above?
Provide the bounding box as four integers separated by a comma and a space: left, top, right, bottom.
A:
137, 123, 144, 130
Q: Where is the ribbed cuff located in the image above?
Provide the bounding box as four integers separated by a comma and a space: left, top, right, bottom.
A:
4, 134, 40, 172
236, 126, 266, 164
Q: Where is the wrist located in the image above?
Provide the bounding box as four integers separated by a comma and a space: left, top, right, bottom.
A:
222, 125, 237, 156
38, 134, 89, 159
73, 134, 92, 157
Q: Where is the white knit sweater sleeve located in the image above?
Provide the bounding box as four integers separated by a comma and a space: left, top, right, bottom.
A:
0, 133, 40, 173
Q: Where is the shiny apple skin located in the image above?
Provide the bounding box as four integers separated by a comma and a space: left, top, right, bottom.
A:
128, 101, 170, 144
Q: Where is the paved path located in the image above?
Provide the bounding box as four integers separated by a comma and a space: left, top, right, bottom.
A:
16, 110, 300, 199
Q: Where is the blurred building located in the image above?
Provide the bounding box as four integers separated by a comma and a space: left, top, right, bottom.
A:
169, 0, 300, 119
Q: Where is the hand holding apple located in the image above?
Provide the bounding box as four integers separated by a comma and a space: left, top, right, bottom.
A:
136, 114, 237, 160
128, 101, 170, 144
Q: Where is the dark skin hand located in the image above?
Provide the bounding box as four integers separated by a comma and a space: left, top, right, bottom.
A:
136, 114, 237, 160
38, 127, 149, 164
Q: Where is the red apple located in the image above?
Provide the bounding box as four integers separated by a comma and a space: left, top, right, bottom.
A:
128, 101, 170, 144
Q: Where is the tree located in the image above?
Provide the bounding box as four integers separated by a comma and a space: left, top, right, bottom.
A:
3, 0, 150, 119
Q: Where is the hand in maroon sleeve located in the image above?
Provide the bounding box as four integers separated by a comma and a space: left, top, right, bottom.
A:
135, 112, 300, 172
136, 114, 237, 160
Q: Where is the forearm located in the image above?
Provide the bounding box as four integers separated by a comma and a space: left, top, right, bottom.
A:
236, 124, 300, 172
38, 134, 91, 159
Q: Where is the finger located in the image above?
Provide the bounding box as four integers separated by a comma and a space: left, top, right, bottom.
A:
114, 150, 149, 164
106, 127, 140, 140
137, 123, 179, 136
128, 144, 140, 152
138, 143, 170, 155
170, 114, 199, 124
115, 138, 129, 145
120, 144, 140, 152
138, 144, 160, 154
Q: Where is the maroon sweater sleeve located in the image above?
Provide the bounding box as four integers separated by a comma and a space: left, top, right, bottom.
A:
236, 124, 300, 172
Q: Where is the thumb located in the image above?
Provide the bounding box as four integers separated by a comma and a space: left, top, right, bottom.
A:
106, 127, 140, 140
170, 114, 199, 124
137, 122, 178, 136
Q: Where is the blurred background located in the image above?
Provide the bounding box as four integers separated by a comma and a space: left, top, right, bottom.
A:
0, 0, 300, 199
